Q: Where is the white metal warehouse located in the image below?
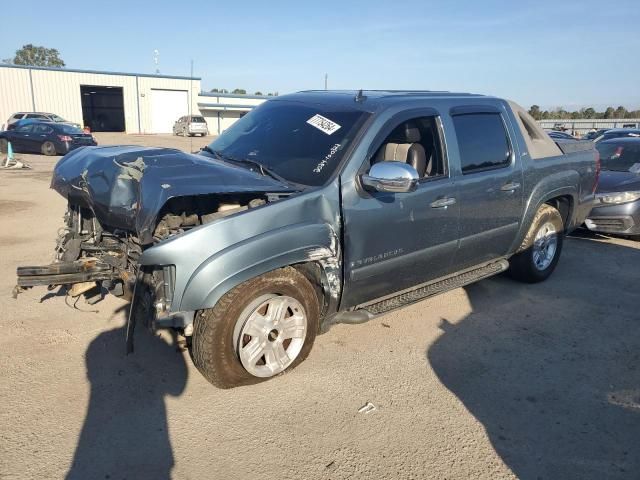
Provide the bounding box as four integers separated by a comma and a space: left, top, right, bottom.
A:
0, 64, 266, 135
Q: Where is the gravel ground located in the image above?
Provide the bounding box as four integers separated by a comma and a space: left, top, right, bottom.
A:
1, 134, 639, 480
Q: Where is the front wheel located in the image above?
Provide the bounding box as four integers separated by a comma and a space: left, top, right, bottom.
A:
191, 267, 320, 388
508, 204, 564, 283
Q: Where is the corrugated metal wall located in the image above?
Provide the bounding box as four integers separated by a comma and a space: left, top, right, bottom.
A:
0, 68, 33, 129
0, 65, 201, 133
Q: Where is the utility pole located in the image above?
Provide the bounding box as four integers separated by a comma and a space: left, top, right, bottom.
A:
324, 73, 328, 90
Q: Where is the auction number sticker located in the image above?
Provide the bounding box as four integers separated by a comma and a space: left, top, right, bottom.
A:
307, 114, 341, 135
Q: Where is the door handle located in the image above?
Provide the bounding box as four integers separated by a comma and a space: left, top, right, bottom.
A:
430, 197, 457, 208
500, 182, 521, 192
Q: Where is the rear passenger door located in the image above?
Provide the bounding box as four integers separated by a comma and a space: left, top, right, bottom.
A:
449, 106, 524, 270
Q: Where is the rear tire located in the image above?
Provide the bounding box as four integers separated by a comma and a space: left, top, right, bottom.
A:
41, 141, 57, 156
191, 267, 320, 388
508, 204, 564, 283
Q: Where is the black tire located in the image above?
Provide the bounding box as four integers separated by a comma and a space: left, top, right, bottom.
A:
0, 138, 7, 154
508, 204, 564, 283
41, 141, 57, 156
191, 267, 320, 388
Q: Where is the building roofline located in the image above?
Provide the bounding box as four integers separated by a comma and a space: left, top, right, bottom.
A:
0, 63, 200, 80
199, 91, 271, 100
197, 103, 257, 111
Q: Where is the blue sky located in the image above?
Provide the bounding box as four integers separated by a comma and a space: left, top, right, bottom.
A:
2, 0, 639, 110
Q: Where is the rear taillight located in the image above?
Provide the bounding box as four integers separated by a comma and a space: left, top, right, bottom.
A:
593, 150, 601, 194
58, 135, 73, 142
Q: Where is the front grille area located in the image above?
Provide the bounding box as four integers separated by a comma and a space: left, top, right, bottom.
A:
585, 216, 634, 232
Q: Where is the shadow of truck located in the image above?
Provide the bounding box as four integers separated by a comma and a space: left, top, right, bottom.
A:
429, 237, 640, 479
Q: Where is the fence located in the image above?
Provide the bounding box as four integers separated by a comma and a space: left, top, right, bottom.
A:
537, 119, 640, 136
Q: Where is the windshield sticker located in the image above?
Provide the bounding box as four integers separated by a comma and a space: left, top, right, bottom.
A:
314, 144, 341, 174
307, 114, 341, 135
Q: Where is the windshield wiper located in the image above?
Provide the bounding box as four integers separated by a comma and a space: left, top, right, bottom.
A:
207, 150, 289, 184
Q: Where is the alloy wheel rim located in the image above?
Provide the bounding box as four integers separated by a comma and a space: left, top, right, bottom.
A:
234, 294, 307, 378
532, 221, 558, 271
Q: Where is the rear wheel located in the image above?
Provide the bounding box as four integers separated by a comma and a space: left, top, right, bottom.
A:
41, 141, 57, 156
508, 204, 564, 283
191, 267, 319, 388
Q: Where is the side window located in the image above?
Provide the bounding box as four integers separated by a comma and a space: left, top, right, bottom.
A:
26, 114, 46, 119
33, 125, 53, 134
452, 113, 511, 174
372, 116, 447, 179
12, 114, 24, 120
16, 124, 34, 133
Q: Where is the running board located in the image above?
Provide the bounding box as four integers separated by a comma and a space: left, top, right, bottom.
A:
356, 259, 509, 317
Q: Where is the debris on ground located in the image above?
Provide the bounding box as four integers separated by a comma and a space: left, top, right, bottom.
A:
358, 402, 377, 414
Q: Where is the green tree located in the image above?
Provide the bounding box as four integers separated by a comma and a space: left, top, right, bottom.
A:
528, 105, 541, 120
615, 106, 627, 119
232, 88, 247, 94
210, 88, 229, 93
603, 107, 615, 119
583, 107, 596, 119
254, 91, 263, 96
3, 44, 65, 67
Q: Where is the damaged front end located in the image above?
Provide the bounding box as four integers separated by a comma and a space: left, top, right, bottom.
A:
15, 145, 297, 333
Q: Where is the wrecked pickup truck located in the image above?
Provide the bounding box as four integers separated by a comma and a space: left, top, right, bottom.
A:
16, 90, 599, 388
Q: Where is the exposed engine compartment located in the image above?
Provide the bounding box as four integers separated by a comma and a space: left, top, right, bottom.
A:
16, 193, 271, 312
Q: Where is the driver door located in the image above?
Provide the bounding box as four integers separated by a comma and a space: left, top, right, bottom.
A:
340, 114, 460, 309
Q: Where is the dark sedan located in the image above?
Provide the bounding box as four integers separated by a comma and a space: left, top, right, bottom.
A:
586, 137, 640, 237
0, 121, 96, 156
594, 128, 640, 143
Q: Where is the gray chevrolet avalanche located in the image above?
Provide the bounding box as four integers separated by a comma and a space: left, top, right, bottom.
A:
16, 90, 599, 388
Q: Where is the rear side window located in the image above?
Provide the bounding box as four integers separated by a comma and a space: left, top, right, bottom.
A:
26, 114, 47, 119
33, 124, 53, 134
16, 124, 34, 133
453, 113, 511, 174
11, 114, 24, 120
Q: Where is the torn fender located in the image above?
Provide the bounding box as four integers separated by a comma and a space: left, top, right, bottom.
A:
138, 183, 343, 314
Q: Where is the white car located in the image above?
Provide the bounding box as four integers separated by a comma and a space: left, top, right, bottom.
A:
172, 115, 208, 137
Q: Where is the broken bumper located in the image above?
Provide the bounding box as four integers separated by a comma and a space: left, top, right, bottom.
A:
16, 259, 117, 288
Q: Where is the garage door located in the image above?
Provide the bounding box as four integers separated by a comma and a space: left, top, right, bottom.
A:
150, 89, 188, 133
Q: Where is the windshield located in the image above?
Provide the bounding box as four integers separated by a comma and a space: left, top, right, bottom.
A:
191, 116, 206, 123
596, 142, 640, 172
205, 100, 369, 186
51, 114, 66, 122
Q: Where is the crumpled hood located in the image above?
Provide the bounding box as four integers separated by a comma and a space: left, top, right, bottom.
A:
51, 145, 294, 244
596, 171, 640, 193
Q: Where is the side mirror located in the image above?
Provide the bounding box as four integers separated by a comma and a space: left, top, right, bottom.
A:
361, 161, 419, 193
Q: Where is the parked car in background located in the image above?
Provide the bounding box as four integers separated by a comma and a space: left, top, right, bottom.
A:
594, 128, 640, 143
0, 121, 97, 156
173, 115, 208, 137
4, 112, 79, 130
586, 137, 640, 238
16, 91, 598, 388
546, 130, 577, 141
583, 129, 608, 141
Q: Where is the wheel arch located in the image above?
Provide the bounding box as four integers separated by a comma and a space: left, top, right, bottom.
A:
511, 176, 579, 254
178, 223, 342, 315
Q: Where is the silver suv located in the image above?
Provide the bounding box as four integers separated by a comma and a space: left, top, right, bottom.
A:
4, 112, 75, 130
172, 115, 208, 137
